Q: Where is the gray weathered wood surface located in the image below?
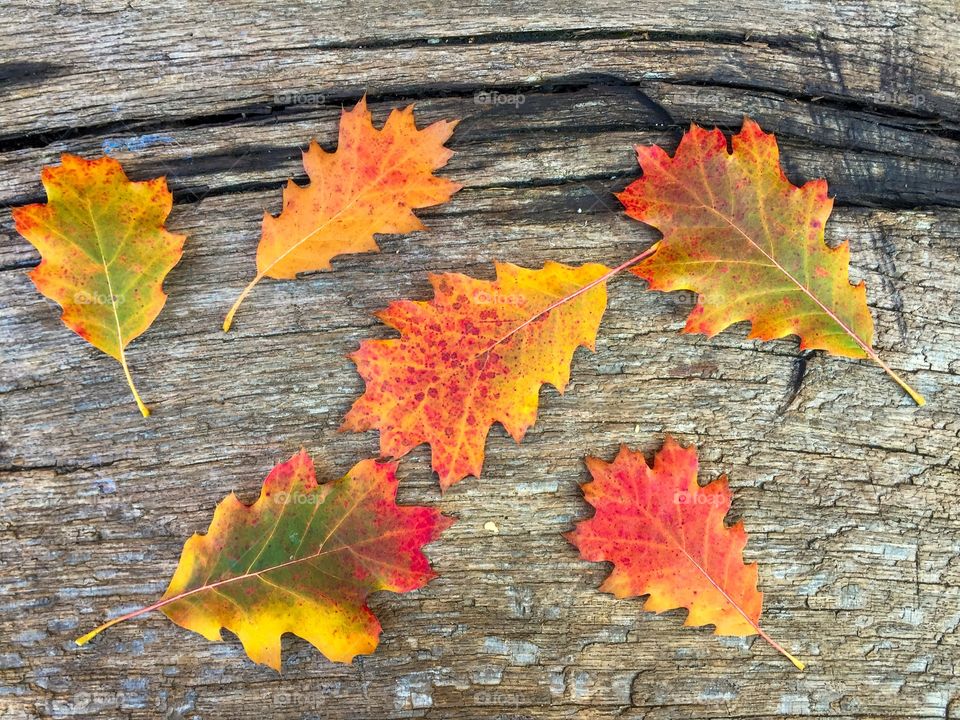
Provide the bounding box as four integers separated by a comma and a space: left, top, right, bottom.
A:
1, 2, 958, 718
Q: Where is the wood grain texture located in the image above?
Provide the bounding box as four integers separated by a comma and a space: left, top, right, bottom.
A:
1, 1, 958, 718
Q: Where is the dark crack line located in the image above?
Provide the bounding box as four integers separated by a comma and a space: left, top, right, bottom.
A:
776, 350, 816, 416
0, 70, 956, 153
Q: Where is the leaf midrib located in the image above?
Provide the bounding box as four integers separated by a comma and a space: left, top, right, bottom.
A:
705, 204, 870, 355
85, 197, 126, 356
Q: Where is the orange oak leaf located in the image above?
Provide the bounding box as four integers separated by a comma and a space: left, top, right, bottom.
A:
76, 450, 452, 670
343, 261, 611, 490
567, 436, 804, 669
12, 154, 185, 416
223, 97, 461, 330
618, 118, 924, 405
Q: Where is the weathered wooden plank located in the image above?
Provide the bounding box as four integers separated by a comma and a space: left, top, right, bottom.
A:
0, 88, 956, 229
1, 3, 959, 719
1, 0, 958, 139
1, 178, 958, 717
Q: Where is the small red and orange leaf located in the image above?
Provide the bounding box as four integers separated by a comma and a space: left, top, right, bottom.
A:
618, 118, 923, 405
76, 450, 452, 670
12, 154, 185, 416
224, 97, 461, 330
567, 436, 804, 669
343, 261, 610, 490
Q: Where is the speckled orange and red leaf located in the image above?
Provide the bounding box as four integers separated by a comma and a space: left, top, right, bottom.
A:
343, 261, 610, 490
567, 436, 803, 669
12, 154, 185, 416
77, 451, 452, 670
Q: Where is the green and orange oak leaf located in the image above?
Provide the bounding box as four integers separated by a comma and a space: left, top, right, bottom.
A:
343, 261, 611, 490
619, 118, 924, 405
223, 97, 461, 330
76, 450, 452, 670
12, 154, 185, 416
567, 436, 803, 669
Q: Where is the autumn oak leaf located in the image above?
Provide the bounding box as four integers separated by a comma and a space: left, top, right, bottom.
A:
618, 119, 924, 405
567, 436, 804, 669
343, 261, 610, 490
12, 154, 185, 416
76, 450, 452, 670
223, 97, 461, 330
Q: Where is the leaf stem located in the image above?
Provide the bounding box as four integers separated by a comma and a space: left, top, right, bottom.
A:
119, 352, 149, 417
752, 623, 806, 671
76, 597, 172, 646
223, 272, 265, 332
861, 346, 925, 406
